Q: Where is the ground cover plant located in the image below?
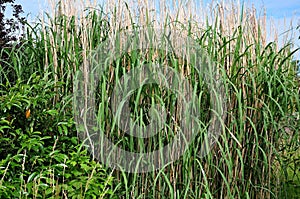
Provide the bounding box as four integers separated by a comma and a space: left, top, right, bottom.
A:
0, 0, 299, 198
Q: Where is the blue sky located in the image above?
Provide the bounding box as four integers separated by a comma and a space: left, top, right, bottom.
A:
9, 0, 300, 26
250, 0, 300, 18
11, 0, 300, 20
5, 0, 300, 60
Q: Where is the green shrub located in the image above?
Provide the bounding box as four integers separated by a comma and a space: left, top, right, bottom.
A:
0, 74, 114, 198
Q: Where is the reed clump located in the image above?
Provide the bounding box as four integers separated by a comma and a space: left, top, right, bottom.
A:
0, 0, 299, 198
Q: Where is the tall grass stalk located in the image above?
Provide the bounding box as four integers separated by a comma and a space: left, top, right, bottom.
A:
1, 0, 299, 198
46, 0, 299, 198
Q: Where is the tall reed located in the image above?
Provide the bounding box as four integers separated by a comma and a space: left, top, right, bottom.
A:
2, 0, 298, 198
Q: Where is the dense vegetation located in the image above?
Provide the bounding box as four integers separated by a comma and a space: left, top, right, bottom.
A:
0, 0, 299, 198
